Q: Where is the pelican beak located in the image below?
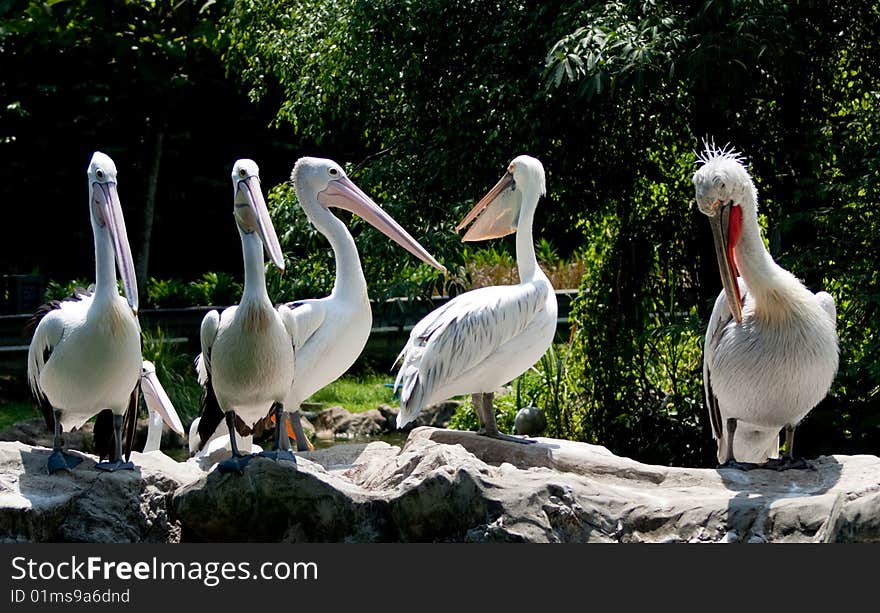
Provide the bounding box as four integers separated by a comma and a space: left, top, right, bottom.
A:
318, 175, 446, 272
140, 361, 185, 436
456, 171, 519, 242
238, 175, 285, 270
708, 199, 743, 323
92, 181, 138, 313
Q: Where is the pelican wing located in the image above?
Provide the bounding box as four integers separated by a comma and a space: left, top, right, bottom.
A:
122, 382, 139, 462
26, 304, 71, 430
285, 300, 326, 350
394, 282, 549, 427
815, 291, 837, 322
195, 309, 224, 451
25, 289, 94, 430
703, 277, 749, 442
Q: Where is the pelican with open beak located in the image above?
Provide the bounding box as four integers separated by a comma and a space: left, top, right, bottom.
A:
395, 155, 558, 442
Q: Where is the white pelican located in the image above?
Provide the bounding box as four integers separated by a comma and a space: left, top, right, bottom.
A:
694, 144, 839, 469
282, 157, 446, 450
394, 155, 557, 443
27, 152, 153, 473
194, 159, 298, 472
140, 360, 185, 453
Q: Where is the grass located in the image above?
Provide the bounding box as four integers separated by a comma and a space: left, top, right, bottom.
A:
306, 373, 395, 413
460, 242, 588, 290
0, 400, 40, 431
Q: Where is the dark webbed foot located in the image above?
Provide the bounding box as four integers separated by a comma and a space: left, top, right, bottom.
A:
716, 459, 762, 471
47, 449, 83, 474
95, 460, 136, 472
217, 454, 255, 474
478, 431, 538, 445
258, 449, 297, 464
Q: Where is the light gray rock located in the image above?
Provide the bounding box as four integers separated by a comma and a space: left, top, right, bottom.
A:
0, 418, 93, 453
378, 401, 460, 431
0, 441, 201, 543
4, 427, 880, 543
171, 427, 880, 543
311, 406, 387, 439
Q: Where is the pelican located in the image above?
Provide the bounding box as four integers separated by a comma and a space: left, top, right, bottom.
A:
27, 152, 143, 472
140, 360, 185, 453
694, 144, 838, 469
194, 159, 297, 473
394, 155, 557, 443
281, 157, 446, 450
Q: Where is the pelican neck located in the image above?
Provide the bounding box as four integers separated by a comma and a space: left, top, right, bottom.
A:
92, 221, 120, 305
732, 201, 790, 305
306, 202, 368, 300
515, 186, 542, 283
240, 229, 272, 307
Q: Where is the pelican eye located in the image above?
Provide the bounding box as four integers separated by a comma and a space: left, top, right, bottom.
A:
96, 169, 104, 179
239, 168, 248, 178
329, 167, 339, 177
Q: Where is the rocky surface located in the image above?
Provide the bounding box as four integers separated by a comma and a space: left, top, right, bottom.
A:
310, 401, 459, 441
3, 427, 879, 543
0, 441, 201, 542
171, 427, 880, 543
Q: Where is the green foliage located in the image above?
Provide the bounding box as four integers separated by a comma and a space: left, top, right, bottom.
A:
43, 278, 91, 302
0, 400, 39, 432
145, 278, 192, 308
145, 273, 243, 308
530, 344, 577, 440
187, 272, 243, 307
306, 374, 394, 414
448, 391, 518, 436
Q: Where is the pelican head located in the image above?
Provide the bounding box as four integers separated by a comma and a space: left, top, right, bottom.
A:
88, 151, 137, 312
291, 156, 445, 272
456, 154, 546, 242
232, 158, 285, 270
693, 144, 757, 323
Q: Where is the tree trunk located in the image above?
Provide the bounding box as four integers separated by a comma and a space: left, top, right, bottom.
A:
136, 128, 164, 299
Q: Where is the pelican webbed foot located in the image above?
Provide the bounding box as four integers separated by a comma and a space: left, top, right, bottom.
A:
257, 449, 297, 464
478, 430, 538, 445
95, 460, 136, 472
47, 449, 83, 474
217, 454, 255, 474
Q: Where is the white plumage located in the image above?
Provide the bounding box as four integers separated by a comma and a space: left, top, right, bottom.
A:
695, 144, 839, 467
395, 155, 557, 441
194, 159, 297, 470
280, 157, 445, 450
28, 290, 141, 432
26, 152, 147, 472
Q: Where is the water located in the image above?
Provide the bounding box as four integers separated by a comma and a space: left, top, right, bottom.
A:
312, 431, 408, 450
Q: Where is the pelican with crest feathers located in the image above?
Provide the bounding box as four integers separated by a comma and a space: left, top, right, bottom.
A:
27, 152, 183, 473
394, 155, 557, 443
694, 143, 838, 470
193, 159, 298, 472
279, 157, 446, 450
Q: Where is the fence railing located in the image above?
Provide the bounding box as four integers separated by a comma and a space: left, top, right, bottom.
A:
0, 290, 578, 376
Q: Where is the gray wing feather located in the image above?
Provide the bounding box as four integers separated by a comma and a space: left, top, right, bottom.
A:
394, 283, 548, 426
